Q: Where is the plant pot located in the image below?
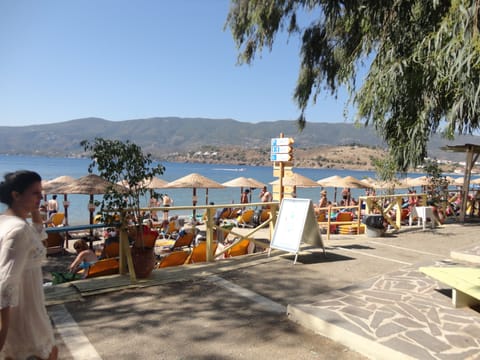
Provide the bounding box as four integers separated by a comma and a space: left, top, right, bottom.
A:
131, 246, 156, 278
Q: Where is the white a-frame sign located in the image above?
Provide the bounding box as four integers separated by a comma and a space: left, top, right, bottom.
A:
269, 198, 325, 264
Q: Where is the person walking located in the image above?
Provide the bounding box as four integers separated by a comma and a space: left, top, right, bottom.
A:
259, 186, 272, 209
240, 189, 250, 204
0, 170, 58, 359
162, 194, 172, 221
47, 194, 58, 218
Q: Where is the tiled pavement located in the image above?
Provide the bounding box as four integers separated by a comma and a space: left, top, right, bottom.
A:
288, 263, 480, 360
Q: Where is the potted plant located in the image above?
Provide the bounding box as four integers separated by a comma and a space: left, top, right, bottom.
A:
81, 138, 165, 278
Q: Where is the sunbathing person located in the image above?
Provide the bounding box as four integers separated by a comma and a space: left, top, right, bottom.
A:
69, 238, 98, 277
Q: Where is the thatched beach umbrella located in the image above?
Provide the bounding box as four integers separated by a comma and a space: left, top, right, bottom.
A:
118, 176, 168, 193
407, 176, 430, 187
142, 176, 168, 189
270, 172, 319, 197
361, 177, 410, 190
317, 175, 344, 202
42, 175, 75, 225
164, 173, 225, 218
56, 174, 126, 231
222, 176, 265, 203
470, 177, 480, 185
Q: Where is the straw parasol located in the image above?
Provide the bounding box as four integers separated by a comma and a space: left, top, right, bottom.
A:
142, 176, 168, 189
406, 176, 430, 187
361, 177, 410, 190
452, 177, 465, 186
317, 175, 344, 202
119, 176, 168, 192
270, 172, 320, 198
56, 174, 126, 231
42, 175, 75, 194
470, 177, 480, 185
164, 173, 225, 218
222, 176, 265, 203
42, 175, 76, 225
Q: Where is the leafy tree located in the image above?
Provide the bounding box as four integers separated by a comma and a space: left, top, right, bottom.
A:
423, 158, 449, 206
81, 138, 165, 242
227, 0, 480, 170
371, 154, 400, 195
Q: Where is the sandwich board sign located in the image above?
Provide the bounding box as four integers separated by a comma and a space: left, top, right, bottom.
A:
269, 198, 325, 264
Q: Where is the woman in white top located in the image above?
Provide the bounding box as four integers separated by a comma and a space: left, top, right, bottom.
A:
0, 170, 58, 359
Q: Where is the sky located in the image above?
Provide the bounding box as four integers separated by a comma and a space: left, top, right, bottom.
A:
0, 0, 353, 127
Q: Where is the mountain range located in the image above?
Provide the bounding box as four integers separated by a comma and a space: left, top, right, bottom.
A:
0, 117, 477, 162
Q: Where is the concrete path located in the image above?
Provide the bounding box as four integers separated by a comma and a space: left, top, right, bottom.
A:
44, 223, 480, 359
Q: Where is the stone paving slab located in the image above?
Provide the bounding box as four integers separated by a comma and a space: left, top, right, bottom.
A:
288, 267, 480, 360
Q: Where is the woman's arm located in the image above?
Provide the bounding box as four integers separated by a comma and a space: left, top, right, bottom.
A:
69, 251, 87, 272
0, 307, 10, 351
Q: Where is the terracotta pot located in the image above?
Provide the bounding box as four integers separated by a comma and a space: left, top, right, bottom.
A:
131, 246, 156, 278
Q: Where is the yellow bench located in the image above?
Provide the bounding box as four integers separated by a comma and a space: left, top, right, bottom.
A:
420, 266, 480, 308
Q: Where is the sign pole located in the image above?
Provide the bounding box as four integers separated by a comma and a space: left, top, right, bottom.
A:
279, 133, 284, 201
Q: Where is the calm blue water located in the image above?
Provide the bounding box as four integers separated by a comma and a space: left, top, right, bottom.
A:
0, 155, 395, 225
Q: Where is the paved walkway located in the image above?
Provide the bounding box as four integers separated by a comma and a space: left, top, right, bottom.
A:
44, 223, 480, 359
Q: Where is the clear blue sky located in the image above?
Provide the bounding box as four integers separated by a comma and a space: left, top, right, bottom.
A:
0, 0, 352, 127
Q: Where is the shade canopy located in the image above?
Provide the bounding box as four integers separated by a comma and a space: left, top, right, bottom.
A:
247, 177, 266, 189
164, 173, 225, 190
317, 175, 344, 187
335, 176, 369, 189
470, 177, 480, 185
42, 175, 75, 194
222, 176, 265, 188
270, 172, 319, 187
56, 174, 125, 195
142, 176, 168, 189
361, 177, 410, 189
164, 173, 225, 217
406, 176, 430, 187
118, 176, 168, 190
452, 177, 465, 186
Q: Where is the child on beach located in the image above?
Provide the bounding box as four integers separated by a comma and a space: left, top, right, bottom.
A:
69, 238, 98, 277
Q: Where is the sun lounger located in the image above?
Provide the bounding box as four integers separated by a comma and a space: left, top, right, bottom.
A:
157, 251, 189, 268
86, 258, 119, 278
44, 232, 65, 255
187, 242, 218, 264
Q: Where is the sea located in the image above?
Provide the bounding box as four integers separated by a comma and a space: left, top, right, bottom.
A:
0, 154, 399, 225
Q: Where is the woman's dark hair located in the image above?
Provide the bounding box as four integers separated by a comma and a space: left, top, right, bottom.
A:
0, 170, 42, 206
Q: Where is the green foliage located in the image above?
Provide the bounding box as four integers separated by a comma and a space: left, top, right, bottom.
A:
227, 0, 480, 170
80, 138, 165, 231
423, 158, 449, 205
371, 154, 401, 195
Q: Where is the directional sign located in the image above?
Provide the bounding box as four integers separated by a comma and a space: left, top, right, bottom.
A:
271, 153, 293, 162
271, 145, 292, 154
271, 138, 294, 146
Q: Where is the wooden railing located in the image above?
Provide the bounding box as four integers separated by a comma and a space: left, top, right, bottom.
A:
113, 202, 279, 281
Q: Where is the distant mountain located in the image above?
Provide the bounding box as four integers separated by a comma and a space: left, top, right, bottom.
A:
0, 117, 477, 162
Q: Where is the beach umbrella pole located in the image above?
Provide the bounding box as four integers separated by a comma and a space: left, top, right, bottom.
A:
192, 188, 197, 220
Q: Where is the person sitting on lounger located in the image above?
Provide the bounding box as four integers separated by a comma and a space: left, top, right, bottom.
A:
69, 238, 98, 277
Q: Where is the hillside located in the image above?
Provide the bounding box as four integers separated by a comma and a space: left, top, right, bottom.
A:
0, 117, 477, 169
